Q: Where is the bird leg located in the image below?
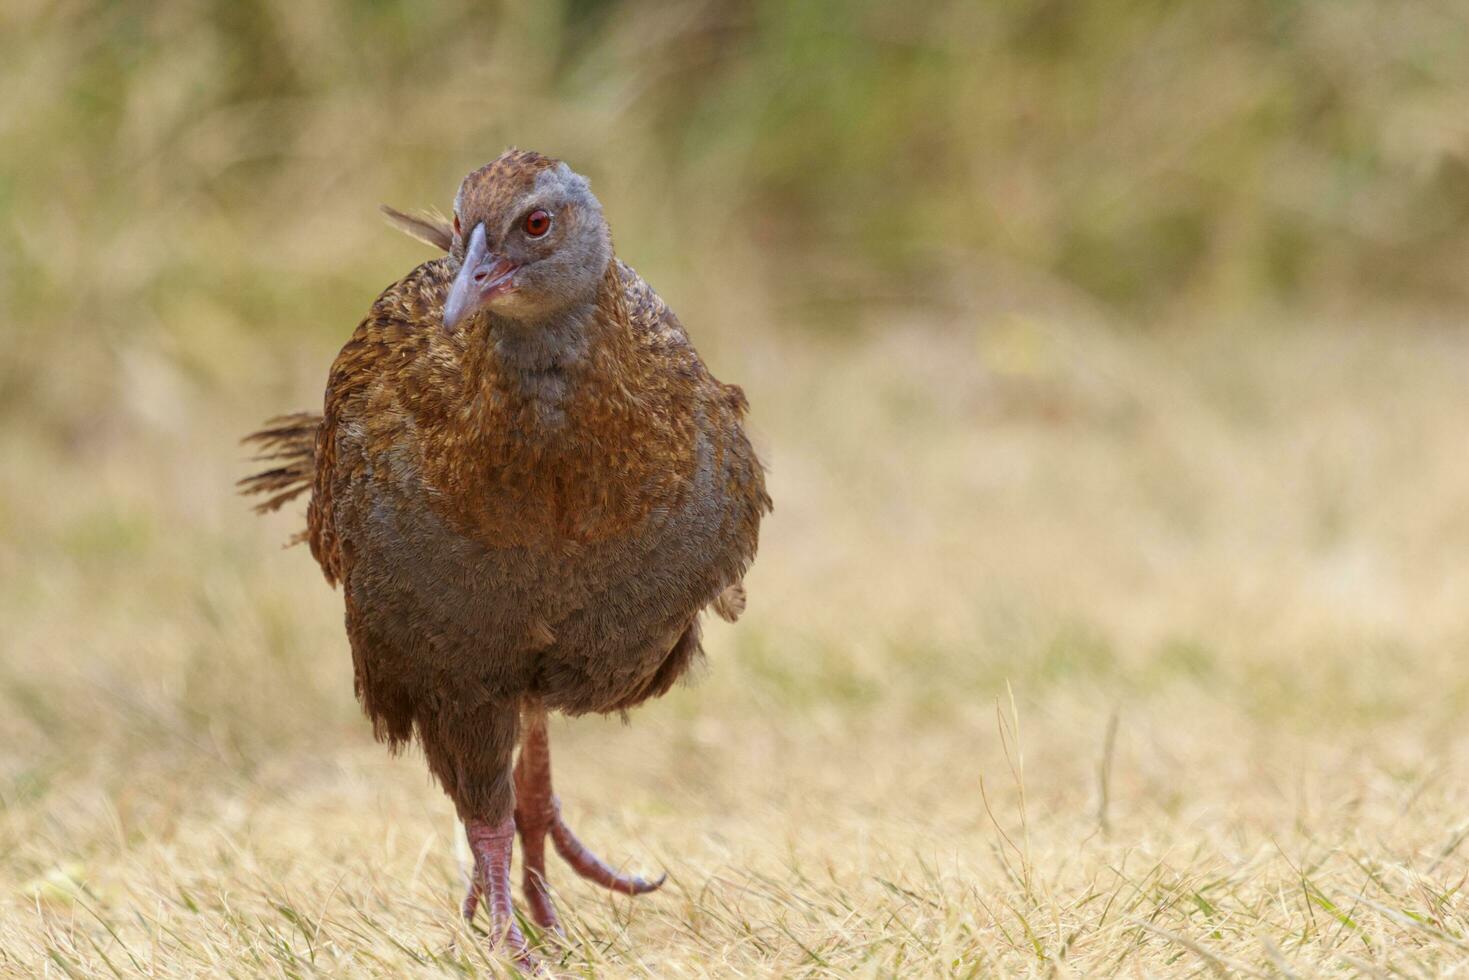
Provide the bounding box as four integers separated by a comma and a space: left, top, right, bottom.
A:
462, 816, 535, 969
513, 702, 666, 931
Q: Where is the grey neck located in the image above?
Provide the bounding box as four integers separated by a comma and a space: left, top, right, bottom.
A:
474, 299, 602, 428
486, 298, 597, 378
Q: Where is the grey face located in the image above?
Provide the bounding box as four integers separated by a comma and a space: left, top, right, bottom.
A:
444, 164, 613, 329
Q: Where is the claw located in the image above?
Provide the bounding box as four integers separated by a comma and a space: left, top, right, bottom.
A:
549, 812, 666, 895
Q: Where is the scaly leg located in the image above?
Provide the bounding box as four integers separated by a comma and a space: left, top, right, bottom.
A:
513, 701, 665, 931
462, 816, 536, 970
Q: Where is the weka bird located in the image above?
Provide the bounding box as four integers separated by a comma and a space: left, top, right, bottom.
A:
240, 149, 770, 964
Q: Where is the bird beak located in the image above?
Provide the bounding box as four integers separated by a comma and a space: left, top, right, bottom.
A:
443, 222, 518, 329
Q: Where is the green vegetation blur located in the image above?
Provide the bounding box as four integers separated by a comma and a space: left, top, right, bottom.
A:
5, 0, 1469, 432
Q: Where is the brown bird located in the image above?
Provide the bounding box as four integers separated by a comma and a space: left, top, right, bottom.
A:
240, 149, 769, 965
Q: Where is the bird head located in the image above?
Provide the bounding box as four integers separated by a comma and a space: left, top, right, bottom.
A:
443, 149, 612, 330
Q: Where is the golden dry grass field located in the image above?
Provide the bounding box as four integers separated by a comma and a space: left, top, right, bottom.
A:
9, 308, 1469, 977
7, 2, 1469, 977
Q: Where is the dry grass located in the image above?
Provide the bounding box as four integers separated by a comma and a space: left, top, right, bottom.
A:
5, 300, 1469, 976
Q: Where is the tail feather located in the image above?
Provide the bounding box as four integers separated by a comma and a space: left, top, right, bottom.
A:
238, 412, 320, 518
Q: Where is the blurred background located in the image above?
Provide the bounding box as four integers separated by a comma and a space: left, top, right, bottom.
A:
9, 0, 1469, 429
6, 1, 1469, 974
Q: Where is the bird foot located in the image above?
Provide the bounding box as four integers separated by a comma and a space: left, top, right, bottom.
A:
462, 816, 540, 971
461, 705, 665, 969
515, 794, 667, 934
511, 704, 666, 931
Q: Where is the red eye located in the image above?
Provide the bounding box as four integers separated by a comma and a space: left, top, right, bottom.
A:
524, 209, 551, 237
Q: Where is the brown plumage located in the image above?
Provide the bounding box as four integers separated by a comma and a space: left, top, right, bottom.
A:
240, 149, 770, 965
